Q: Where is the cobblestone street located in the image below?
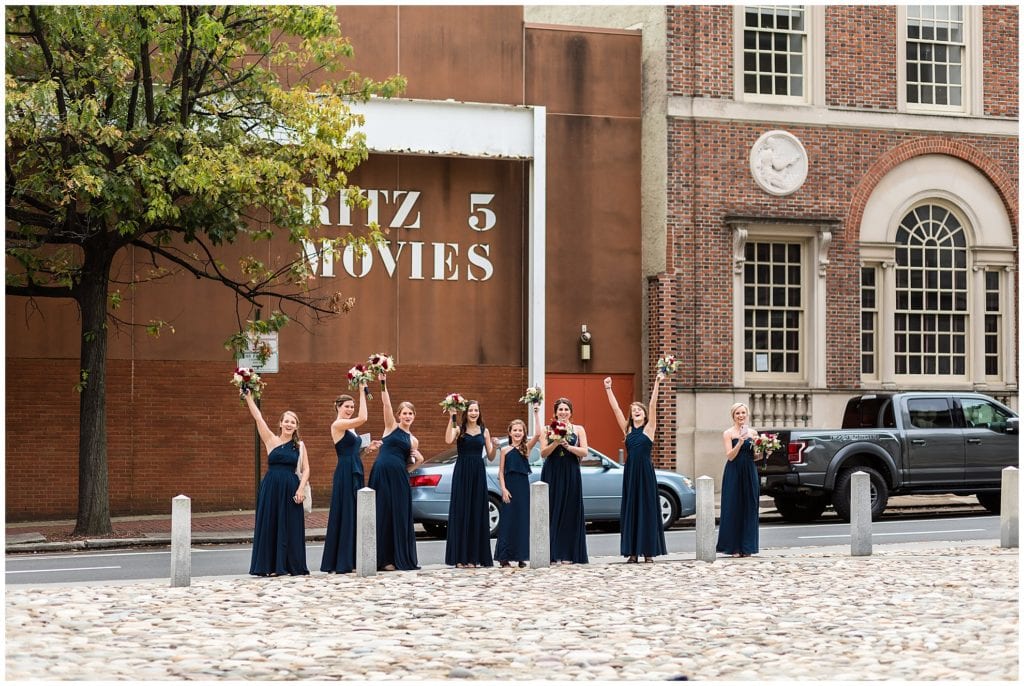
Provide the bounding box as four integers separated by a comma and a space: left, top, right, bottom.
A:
5, 545, 1017, 680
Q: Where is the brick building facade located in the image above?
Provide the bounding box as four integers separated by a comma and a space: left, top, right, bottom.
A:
526, 5, 1018, 483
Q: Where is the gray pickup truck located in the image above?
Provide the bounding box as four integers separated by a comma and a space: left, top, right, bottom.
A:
760, 392, 1019, 522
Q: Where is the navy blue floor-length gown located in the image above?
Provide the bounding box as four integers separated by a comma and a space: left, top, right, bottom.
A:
250, 441, 309, 576
368, 428, 420, 570
716, 437, 760, 555
620, 426, 668, 558
320, 430, 364, 573
494, 446, 531, 563
541, 435, 588, 564
445, 432, 494, 567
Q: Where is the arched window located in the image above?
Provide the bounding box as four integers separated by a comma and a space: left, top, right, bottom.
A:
893, 203, 968, 376
858, 154, 1015, 392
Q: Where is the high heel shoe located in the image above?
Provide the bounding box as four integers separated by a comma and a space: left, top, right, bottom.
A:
499, 561, 511, 568
626, 556, 638, 564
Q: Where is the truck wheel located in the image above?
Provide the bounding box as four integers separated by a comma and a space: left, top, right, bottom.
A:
832, 467, 888, 522
773, 495, 828, 523
976, 492, 1001, 514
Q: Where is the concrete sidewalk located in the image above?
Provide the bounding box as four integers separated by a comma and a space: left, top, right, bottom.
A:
5, 493, 988, 553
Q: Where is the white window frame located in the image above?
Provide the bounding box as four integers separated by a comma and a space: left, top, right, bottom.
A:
734, 5, 825, 107
731, 220, 832, 388
860, 265, 881, 382
898, 5, 983, 116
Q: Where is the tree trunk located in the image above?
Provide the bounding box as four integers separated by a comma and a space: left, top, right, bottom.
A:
72, 248, 114, 537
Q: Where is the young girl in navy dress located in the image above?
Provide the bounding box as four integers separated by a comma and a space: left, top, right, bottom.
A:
494, 405, 541, 568
444, 400, 496, 568
604, 373, 668, 563
242, 391, 310, 576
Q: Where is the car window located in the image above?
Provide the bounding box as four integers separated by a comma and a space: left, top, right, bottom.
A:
961, 398, 1012, 432
907, 398, 955, 429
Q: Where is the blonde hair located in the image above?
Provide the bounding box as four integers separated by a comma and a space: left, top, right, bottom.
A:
396, 401, 416, 416
730, 403, 749, 421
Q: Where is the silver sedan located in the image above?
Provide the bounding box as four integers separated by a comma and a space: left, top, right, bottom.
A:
409, 438, 696, 538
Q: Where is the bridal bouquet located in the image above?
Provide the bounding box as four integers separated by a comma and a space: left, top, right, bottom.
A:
231, 367, 266, 402
753, 432, 782, 457
546, 419, 571, 444
519, 385, 544, 405
439, 392, 469, 423
656, 354, 681, 376
347, 363, 375, 398
367, 352, 395, 378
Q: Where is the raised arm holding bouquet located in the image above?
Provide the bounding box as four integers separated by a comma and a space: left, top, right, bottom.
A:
443, 399, 496, 568
604, 372, 668, 563
240, 388, 309, 576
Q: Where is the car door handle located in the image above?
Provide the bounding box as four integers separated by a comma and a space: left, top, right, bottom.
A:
967, 438, 982, 444
911, 439, 926, 445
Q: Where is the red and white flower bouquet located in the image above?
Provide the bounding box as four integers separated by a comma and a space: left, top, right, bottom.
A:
439, 392, 469, 423
753, 432, 782, 458
231, 367, 266, 402
546, 419, 571, 444
347, 363, 375, 398
367, 352, 395, 378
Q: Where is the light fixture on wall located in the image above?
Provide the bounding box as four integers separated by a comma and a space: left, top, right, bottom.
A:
579, 324, 592, 362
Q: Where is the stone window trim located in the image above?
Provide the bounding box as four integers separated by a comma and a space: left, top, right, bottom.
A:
728, 216, 839, 389
734, 5, 825, 107
897, 5, 984, 116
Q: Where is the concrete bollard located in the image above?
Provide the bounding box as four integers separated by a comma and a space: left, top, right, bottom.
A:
356, 487, 377, 577
1000, 467, 1018, 549
170, 495, 191, 587
850, 471, 872, 556
530, 481, 550, 569
695, 476, 716, 562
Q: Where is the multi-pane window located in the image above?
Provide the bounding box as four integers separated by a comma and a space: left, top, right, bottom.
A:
906, 5, 964, 107
742, 5, 806, 98
861, 267, 878, 376
744, 242, 802, 374
984, 270, 1001, 377
894, 204, 967, 376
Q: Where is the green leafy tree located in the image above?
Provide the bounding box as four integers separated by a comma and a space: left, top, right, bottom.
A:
6, 5, 404, 535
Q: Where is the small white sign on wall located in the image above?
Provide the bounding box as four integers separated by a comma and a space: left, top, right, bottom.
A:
236, 333, 279, 374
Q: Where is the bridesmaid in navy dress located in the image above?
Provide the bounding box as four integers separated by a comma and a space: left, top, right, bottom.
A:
494, 407, 541, 568
604, 372, 668, 563
242, 391, 310, 576
444, 400, 496, 568
539, 397, 589, 565
368, 374, 424, 571
717, 402, 761, 557
321, 380, 379, 573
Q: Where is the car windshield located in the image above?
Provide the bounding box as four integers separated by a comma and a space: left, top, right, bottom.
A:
421, 437, 616, 468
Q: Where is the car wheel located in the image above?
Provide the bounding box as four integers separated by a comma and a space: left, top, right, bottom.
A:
976, 492, 1001, 514
832, 467, 888, 522
773, 494, 828, 523
422, 521, 447, 540
658, 488, 679, 530
488, 494, 502, 538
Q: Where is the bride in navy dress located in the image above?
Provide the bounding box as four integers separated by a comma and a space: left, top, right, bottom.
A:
444, 400, 496, 568
242, 391, 310, 576
367, 374, 424, 571
539, 397, 589, 565
604, 373, 668, 563
494, 406, 541, 568
717, 402, 761, 557
321, 381, 379, 573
